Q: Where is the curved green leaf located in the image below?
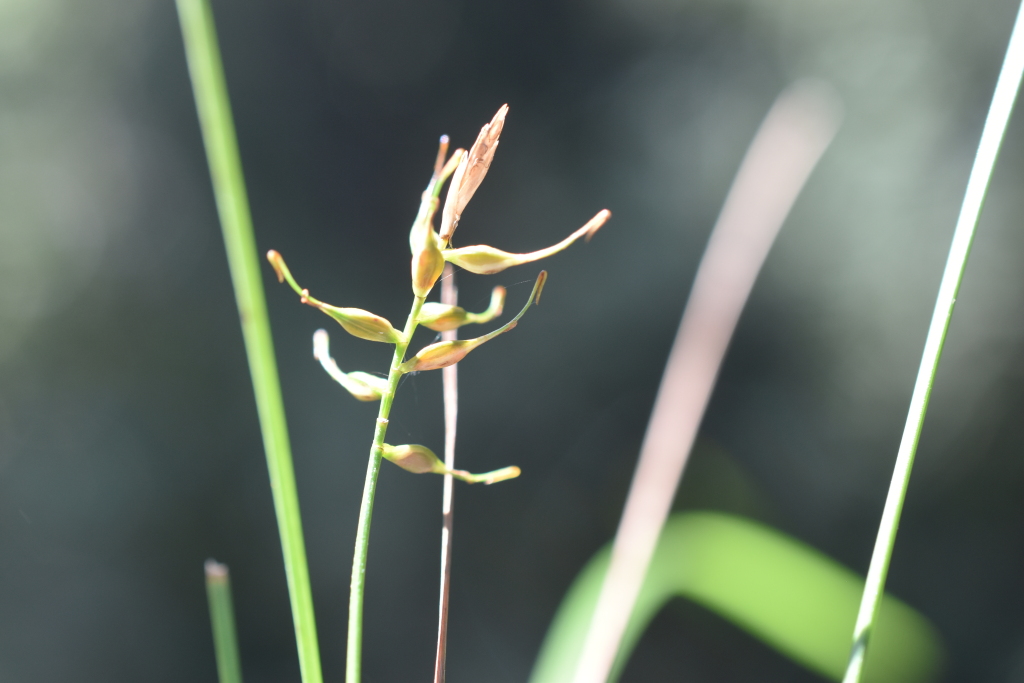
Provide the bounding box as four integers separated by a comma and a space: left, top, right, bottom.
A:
531, 512, 942, 683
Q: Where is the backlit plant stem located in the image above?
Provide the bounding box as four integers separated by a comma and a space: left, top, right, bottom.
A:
347, 175, 449, 683
175, 2, 323, 682
842, 3, 1024, 681
346, 295, 424, 683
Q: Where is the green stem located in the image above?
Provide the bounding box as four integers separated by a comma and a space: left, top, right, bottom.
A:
842, 4, 1024, 682
205, 560, 244, 683
175, 3, 323, 682
347, 295, 425, 683
345, 140, 453, 683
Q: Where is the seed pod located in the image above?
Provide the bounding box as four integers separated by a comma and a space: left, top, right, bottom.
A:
439, 105, 508, 244
400, 272, 545, 373
267, 250, 403, 344
409, 198, 446, 298
381, 443, 521, 484
417, 285, 506, 332
317, 305, 404, 344
443, 209, 610, 275
381, 443, 445, 474
312, 329, 389, 401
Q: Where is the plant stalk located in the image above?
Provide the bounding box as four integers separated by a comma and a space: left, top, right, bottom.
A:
346, 294, 425, 683
433, 264, 459, 683
205, 560, 244, 683
175, 2, 323, 682
345, 144, 454, 683
842, 4, 1024, 681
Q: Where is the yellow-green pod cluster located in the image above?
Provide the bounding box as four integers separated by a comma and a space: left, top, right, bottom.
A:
401, 272, 545, 373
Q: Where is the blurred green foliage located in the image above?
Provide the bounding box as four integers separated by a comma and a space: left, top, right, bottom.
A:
532, 511, 943, 683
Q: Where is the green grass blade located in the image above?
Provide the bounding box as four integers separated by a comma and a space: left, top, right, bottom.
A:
205, 561, 244, 683
175, 3, 323, 682
531, 512, 942, 683
842, 4, 1024, 681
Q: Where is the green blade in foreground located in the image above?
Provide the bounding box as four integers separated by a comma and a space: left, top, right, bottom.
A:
176, 2, 323, 682
842, 3, 1024, 680
531, 512, 942, 683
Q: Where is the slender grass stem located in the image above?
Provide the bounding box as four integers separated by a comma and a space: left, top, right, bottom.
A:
205, 560, 244, 683
346, 162, 453, 682
346, 294, 425, 683
842, 5, 1024, 682
433, 264, 459, 683
175, 3, 323, 682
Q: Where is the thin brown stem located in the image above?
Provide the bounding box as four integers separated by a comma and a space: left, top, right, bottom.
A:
433, 264, 459, 683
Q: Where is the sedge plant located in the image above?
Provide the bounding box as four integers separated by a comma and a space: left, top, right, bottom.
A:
267, 107, 611, 683
177, 0, 609, 678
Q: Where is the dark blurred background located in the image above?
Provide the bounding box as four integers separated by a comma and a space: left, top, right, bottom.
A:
2, 0, 1024, 681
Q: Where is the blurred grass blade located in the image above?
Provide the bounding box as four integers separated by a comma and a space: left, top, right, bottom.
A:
176, 2, 323, 682
531, 512, 942, 683
205, 560, 244, 683
842, 4, 1024, 682
571, 80, 842, 683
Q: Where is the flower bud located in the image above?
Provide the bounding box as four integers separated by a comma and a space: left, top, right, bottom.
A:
439, 105, 508, 244
417, 286, 506, 332
312, 329, 389, 401
443, 209, 610, 275
267, 250, 403, 344
400, 272, 545, 373
381, 443, 521, 484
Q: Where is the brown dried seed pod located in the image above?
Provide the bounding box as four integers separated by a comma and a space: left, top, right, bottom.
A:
439, 105, 508, 244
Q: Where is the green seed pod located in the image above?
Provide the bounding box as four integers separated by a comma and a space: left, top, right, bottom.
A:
267, 250, 403, 344
381, 443, 521, 484
417, 286, 506, 332
409, 199, 446, 298
381, 443, 444, 474
400, 272, 545, 373
443, 209, 610, 275
312, 329, 389, 401
317, 304, 404, 344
